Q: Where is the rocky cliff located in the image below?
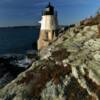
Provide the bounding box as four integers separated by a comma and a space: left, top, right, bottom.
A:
0, 22, 100, 100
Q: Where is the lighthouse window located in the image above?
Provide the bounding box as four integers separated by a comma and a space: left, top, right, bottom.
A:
46, 8, 50, 11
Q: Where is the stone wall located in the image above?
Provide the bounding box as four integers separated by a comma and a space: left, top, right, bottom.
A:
38, 30, 56, 50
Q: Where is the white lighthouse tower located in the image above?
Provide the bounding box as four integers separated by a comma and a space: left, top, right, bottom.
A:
38, 2, 58, 50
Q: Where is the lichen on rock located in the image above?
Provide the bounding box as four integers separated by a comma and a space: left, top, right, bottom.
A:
0, 22, 100, 100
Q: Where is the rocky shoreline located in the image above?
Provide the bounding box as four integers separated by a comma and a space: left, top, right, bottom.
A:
0, 14, 100, 100
0, 53, 36, 89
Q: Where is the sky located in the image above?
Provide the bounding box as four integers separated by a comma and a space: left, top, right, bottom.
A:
0, 0, 100, 27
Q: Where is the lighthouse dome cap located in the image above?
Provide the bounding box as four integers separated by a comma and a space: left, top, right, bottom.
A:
46, 2, 54, 9
43, 2, 54, 15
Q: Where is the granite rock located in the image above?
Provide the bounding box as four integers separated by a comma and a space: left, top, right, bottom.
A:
0, 25, 100, 100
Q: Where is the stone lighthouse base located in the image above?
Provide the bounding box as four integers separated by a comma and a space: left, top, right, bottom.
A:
37, 30, 57, 50
38, 39, 50, 50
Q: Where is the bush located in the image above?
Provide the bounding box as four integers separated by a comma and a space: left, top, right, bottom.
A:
97, 24, 100, 37
80, 14, 100, 26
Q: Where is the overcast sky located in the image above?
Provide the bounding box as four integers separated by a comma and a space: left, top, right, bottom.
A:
0, 0, 100, 27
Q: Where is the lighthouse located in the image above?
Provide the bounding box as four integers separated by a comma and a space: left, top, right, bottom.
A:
38, 2, 58, 50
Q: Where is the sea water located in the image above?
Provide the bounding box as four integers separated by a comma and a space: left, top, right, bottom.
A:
0, 27, 39, 54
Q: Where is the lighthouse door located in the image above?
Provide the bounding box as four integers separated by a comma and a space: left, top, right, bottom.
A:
45, 32, 48, 41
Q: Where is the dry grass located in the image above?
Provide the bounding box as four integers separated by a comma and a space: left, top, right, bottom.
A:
97, 24, 100, 37
17, 59, 71, 97
52, 48, 70, 61
80, 14, 100, 26
63, 77, 95, 100
84, 74, 100, 99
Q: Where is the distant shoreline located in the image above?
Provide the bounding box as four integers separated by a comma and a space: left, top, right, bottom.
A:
0, 26, 40, 29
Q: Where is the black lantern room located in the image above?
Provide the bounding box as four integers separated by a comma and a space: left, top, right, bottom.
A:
43, 2, 54, 15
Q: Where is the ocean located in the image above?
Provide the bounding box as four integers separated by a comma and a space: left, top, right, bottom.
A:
0, 27, 39, 54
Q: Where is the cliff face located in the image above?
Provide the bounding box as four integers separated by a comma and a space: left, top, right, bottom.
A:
0, 24, 100, 100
